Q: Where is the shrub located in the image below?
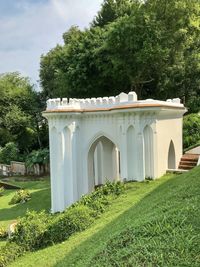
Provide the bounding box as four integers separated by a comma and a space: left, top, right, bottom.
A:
100, 180, 125, 196
183, 114, 200, 149
0, 242, 24, 267
25, 148, 49, 168
11, 210, 51, 251
11, 181, 125, 252
79, 181, 125, 214
45, 205, 95, 245
0, 187, 4, 196
9, 189, 31, 205
0, 227, 7, 240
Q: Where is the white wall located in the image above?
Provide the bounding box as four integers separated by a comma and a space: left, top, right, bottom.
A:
44, 92, 186, 212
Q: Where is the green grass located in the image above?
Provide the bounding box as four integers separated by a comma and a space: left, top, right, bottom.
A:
0, 178, 50, 228
8, 167, 200, 267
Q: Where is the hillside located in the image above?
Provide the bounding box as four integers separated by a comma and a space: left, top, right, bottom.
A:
10, 167, 200, 267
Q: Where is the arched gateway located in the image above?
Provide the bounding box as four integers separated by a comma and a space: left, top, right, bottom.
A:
43, 91, 186, 212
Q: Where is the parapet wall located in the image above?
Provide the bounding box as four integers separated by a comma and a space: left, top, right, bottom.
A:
46, 91, 183, 111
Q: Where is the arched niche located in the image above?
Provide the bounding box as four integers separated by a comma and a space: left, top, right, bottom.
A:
144, 125, 154, 178
88, 136, 120, 192
168, 140, 176, 169
127, 125, 136, 180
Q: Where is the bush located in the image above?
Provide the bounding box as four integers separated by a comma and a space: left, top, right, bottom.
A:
0, 187, 4, 197
0, 242, 24, 267
11, 210, 51, 251
0, 227, 7, 240
11, 181, 125, 252
79, 181, 125, 214
183, 114, 200, 149
25, 148, 49, 168
9, 189, 31, 205
45, 205, 95, 245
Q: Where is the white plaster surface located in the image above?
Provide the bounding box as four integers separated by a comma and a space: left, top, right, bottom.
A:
43, 91, 186, 212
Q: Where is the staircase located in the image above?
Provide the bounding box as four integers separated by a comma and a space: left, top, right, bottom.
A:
178, 153, 199, 170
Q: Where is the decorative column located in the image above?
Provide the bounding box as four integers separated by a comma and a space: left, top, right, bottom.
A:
70, 124, 78, 202
135, 115, 145, 181
62, 123, 78, 208
48, 119, 65, 213
151, 119, 158, 178
119, 123, 128, 181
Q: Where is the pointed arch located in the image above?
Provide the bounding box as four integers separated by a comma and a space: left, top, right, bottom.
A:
168, 140, 176, 169
144, 125, 154, 178
88, 135, 120, 192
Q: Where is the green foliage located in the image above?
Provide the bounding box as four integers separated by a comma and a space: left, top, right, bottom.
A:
9, 190, 31, 205
183, 113, 200, 149
0, 227, 7, 240
0, 242, 24, 267
0, 142, 19, 164
40, 0, 200, 111
11, 210, 51, 251
10, 181, 125, 255
78, 181, 125, 213
4, 169, 200, 267
0, 72, 48, 156
0, 187, 4, 197
45, 206, 95, 246
25, 148, 49, 167
187, 95, 200, 113
92, 0, 136, 27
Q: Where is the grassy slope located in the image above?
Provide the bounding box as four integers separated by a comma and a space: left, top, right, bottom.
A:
0, 178, 50, 228
9, 167, 200, 267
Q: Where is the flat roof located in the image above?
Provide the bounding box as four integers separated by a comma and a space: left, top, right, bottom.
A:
44, 103, 186, 114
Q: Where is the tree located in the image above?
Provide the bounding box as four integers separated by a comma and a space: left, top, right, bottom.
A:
39, 0, 200, 111
0, 72, 48, 156
103, 11, 167, 98
144, 0, 200, 104
183, 114, 200, 149
92, 0, 139, 27
0, 142, 19, 164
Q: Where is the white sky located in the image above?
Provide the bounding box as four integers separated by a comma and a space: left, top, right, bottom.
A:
0, 0, 103, 88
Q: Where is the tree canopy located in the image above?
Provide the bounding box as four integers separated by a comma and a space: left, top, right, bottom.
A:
0, 72, 48, 159
40, 0, 200, 112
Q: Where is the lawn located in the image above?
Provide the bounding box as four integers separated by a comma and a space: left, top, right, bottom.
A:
8, 166, 200, 267
0, 177, 51, 228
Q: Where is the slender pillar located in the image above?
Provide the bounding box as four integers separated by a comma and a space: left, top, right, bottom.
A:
135, 115, 145, 181
49, 125, 65, 212
119, 126, 128, 181
49, 126, 58, 213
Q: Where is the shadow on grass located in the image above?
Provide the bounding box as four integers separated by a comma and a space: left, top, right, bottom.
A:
9, 180, 50, 190
53, 167, 200, 267
0, 188, 51, 223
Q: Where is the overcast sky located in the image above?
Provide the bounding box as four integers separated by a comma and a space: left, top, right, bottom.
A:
0, 0, 102, 88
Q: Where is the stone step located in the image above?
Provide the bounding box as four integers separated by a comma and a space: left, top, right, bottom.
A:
178, 164, 195, 170
179, 160, 197, 166
182, 153, 199, 160
178, 153, 199, 170
180, 158, 198, 163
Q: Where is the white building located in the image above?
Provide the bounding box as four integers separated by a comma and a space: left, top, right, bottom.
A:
43, 92, 186, 213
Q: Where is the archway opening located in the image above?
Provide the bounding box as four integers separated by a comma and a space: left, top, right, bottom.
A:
168, 140, 176, 169
144, 125, 154, 178
88, 136, 120, 191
